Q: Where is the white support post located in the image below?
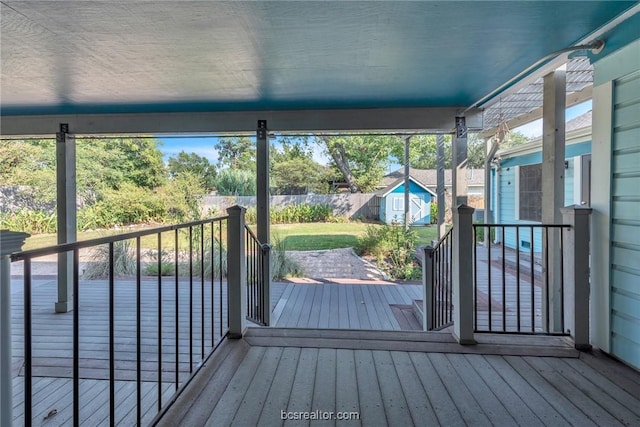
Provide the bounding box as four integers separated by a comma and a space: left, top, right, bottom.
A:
256, 120, 271, 325
56, 124, 77, 313
226, 205, 247, 338
561, 206, 593, 350
452, 117, 468, 208
452, 204, 476, 345
422, 246, 435, 331
0, 230, 30, 427
542, 70, 566, 332
436, 134, 446, 239
403, 136, 411, 230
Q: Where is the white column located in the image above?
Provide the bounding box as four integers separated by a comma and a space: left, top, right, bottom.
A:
404, 136, 411, 230
0, 230, 30, 427
452, 117, 468, 207
56, 124, 77, 313
226, 205, 247, 338
436, 135, 446, 239
561, 206, 592, 350
542, 70, 566, 332
256, 120, 271, 325
452, 204, 476, 344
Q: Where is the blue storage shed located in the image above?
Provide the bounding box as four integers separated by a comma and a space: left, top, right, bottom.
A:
377, 177, 436, 225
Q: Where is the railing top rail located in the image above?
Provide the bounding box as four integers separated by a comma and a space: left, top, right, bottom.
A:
472, 223, 570, 228
432, 226, 453, 251
244, 224, 260, 243
10, 215, 229, 261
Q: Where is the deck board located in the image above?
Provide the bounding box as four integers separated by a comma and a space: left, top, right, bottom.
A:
372, 350, 413, 427
155, 328, 640, 427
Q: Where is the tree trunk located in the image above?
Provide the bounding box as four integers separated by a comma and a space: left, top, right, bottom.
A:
322, 138, 359, 193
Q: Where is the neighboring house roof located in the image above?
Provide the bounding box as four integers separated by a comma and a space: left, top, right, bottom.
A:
376, 176, 437, 197
379, 168, 485, 189
497, 110, 592, 159
566, 110, 592, 132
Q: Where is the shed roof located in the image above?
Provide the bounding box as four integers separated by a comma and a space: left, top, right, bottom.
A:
380, 168, 485, 190
376, 176, 437, 198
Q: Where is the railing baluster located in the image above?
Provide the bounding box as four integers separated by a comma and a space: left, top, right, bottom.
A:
201, 223, 205, 360
501, 226, 506, 332
530, 226, 535, 333
219, 223, 223, 336
174, 228, 179, 392
560, 227, 565, 333
189, 227, 193, 373
516, 227, 521, 332
74, 248, 80, 427
487, 229, 492, 332
23, 258, 32, 424
158, 233, 163, 410
108, 243, 115, 426
545, 227, 550, 333
136, 236, 142, 425
211, 222, 215, 347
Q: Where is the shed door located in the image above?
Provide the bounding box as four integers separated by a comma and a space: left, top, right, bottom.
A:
410, 196, 423, 222
610, 70, 640, 369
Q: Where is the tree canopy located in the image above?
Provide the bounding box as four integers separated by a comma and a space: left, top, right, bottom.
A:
216, 137, 255, 171
167, 151, 217, 191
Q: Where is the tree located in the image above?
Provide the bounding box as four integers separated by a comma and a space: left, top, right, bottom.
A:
497, 131, 531, 149
317, 135, 400, 193
216, 137, 255, 171
167, 151, 217, 191
389, 133, 488, 169
107, 138, 167, 189
270, 136, 327, 194
271, 158, 327, 194
214, 169, 256, 196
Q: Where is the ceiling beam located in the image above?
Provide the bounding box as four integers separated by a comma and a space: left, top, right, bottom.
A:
477, 85, 592, 139
0, 107, 484, 137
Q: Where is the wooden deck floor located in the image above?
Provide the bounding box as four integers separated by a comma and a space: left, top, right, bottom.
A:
270, 282, 423, 330
159, 328, 640, 427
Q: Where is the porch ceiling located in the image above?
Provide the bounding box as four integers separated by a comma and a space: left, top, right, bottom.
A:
1, 1, 638, 130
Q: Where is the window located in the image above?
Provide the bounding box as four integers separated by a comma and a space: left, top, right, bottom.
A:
519, 164, 542, 222
392, 197, 404, 211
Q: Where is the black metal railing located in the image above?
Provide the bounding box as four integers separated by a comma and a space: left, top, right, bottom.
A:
244, 225, 269, 326
426, 227, 453, 330
472, 223, 569, 334
10, 216, 229, 426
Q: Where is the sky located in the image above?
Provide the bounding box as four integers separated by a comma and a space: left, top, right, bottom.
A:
157, 100, 593, 170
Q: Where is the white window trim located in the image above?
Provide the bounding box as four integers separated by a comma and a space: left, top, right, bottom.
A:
573, 156, 582, 205
392, 196, 404, 211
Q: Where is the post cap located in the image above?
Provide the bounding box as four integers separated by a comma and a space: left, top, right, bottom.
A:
455, 204, 475, 214
560, 205, 593, 215
0, 230, 30, 256
226, 205, 247, 214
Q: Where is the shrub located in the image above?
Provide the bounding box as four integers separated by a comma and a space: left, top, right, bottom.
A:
245, 204, 334, 224
0, 209, 56, 234
271, 235, 304, 279
82, 239, 137, 279
430, 202, 438, 224
143, 249, 175, 276
356, 224, 420, 280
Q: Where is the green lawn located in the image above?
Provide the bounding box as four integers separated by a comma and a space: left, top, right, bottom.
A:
23, 221, 441, 252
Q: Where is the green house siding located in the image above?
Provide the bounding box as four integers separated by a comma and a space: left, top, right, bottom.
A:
608, 66, 640, 370
495, 142, 590, 252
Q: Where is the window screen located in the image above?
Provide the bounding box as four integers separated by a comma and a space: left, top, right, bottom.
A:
519, 164, 542, 222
